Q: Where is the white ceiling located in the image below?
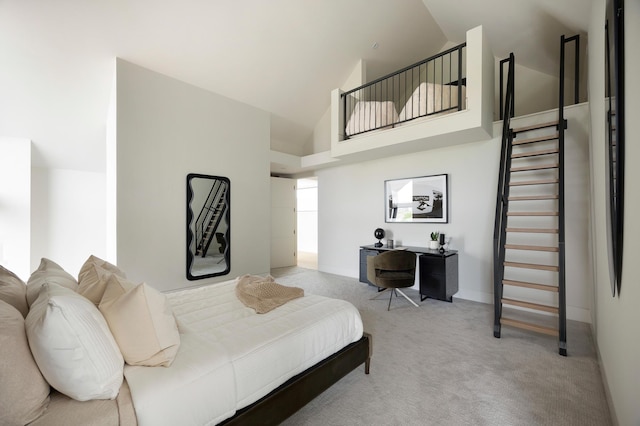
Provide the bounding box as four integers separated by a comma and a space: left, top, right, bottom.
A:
0, 0, 591, 173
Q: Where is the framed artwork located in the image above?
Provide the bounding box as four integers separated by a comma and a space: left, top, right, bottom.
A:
385, 174, 448, 223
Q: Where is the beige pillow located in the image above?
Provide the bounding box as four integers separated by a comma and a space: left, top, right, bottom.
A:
26, 258, 78, 307
25, 283, 124, 401
100, 274, 137, 304
78, 255, 127, 305
0, 300, 50, 424
0, 264, 29, 317
99, 276, 180, 367
78, 255, 126, 281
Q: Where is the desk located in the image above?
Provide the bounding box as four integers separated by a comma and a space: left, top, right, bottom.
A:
359, 245, 458, 302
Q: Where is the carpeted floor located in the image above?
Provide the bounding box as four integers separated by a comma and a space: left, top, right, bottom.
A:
271, 267, 611, 426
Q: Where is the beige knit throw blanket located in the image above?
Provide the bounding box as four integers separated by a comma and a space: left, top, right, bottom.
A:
235, 274, 304, 314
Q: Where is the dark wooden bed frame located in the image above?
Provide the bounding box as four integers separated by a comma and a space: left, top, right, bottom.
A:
219, 332, 371, 425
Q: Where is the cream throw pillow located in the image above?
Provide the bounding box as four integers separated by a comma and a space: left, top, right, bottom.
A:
0, 300, 50, 425
0, 264, 29, 317
78, 255, 127, 305
26, 258, 78, 307
100, 275, 180, 367
25, 283, 124, 401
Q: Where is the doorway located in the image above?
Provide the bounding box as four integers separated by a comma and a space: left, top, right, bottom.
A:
296, 178, 317, 269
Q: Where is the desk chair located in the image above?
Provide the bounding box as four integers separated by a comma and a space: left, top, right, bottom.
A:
367, 250, 419, 310
215, 233, 227, 263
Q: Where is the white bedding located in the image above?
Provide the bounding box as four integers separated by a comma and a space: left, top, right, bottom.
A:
345, 101, 398, 136
166, 278, 364, 409
124, 332, 236, 426
398, 82, 466, 122
125, 278, 364, 425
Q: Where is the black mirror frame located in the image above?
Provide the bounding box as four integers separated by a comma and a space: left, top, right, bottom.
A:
186, 173, 231, 281
606, 0, 625, 296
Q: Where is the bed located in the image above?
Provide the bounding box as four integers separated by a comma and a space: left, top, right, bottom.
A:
127, 277, 368, 425
345, 100, 399, 136
0, 259, 371, 426
397, 82, 466, 123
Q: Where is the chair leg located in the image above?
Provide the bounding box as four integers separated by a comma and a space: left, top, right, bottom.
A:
394, 289, 419, 308
387, 289, 394, 311
370, 288, 389, 300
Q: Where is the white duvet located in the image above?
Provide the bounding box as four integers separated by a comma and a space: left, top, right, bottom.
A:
125, 278, 364, 425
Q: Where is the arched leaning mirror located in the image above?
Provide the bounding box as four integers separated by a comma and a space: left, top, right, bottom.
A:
186, 174, 230, 280
605, 0, 624, 296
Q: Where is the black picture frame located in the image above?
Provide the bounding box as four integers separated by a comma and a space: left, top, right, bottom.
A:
385, 174, 448, 223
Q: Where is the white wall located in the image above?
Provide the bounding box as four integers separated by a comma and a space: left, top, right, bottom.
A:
115, 59, 271, 292
0, 138, 31, 280
494, 62, 560, 121
317, 103, 592, 322
588, 0, 640, 424
30, 168, 107, 277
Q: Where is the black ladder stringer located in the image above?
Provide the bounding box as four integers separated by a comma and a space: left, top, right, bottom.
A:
493, 52, 515, 340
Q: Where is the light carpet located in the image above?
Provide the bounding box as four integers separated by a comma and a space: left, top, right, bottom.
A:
271, 267, 611, 426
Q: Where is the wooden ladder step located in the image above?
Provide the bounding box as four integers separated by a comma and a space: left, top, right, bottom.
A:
503, 279, 559, 292
513, 121, 559, 134
512, 148, 559, 158
501, 317, 559, 336
507, 211, 558, 216
512, 134, 558, 146
502, 298, 559, 314
510, 178, 558, 186
504, 261, 559, 272
509, 195, 558, 201
506, 227, 558, 234
504, 244, 559, 252
511, 163, 558, 172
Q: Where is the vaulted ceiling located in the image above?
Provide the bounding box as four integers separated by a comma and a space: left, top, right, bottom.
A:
0, 0, 590, 172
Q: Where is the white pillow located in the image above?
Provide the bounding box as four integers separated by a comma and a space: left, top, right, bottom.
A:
100, 275, 180, 367
25, 283, 124, 401
26, 258, 78, 307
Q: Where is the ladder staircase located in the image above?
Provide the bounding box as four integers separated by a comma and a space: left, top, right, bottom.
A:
493, 118, 567, 355
492, 34, 580, 356
195, 183, 228, 258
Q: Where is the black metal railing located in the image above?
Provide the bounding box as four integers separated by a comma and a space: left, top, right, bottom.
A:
341, 43, 466, 138
195, 180, 227, 257
557, 34, 579, 354
492, 53, 515, 338
499, 56, 515, 120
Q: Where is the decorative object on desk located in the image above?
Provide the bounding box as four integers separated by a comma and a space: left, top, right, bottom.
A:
439, 233, 446, 253
374, 228, 385, 248
385, 174, 448, 223
429, 232, 440, 250
387, 239, 394, 249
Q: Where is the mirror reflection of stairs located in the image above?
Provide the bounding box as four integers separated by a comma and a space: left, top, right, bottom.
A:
195, 181, 228, 258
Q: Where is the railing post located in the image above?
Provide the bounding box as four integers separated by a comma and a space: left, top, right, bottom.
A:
494, 53, 515, 338
458, 45, 463, 110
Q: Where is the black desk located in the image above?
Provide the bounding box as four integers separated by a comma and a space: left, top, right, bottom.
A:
359, 245, 459, 302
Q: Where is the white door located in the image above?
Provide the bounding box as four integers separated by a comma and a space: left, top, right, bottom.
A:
270, 177, 296, 268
